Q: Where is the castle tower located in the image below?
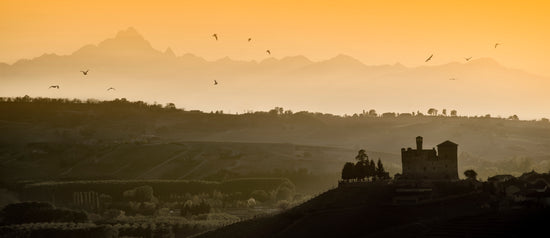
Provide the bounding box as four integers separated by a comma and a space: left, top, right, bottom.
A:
401, 137, 459, 181
416, 136, 423, 151
436, 141, 459, 180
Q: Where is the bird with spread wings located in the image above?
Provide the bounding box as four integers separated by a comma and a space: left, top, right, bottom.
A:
425, 54, 433, 62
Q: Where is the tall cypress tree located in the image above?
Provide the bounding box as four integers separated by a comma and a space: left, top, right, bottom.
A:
376, 158, 386, 179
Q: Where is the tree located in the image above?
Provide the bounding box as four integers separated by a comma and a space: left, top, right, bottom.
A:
341, 162, 355, 180
368, 109, 377, 117
442, 109, 447, 116
355, 149, 368, 163
355, 161, 368, 180
376, 159, 386, 179
165, 103, 176, 110
427, 108, 438, 116
464, 169, 478, 180
450, 110, 457, 117
123, 186, 156, 202
508, 115, 519, 120
269, 107, 284, 115
368, 160, 376, 179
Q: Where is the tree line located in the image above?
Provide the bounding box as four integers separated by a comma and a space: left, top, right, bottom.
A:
341, 149, 390, 181
3, 96, 548, 122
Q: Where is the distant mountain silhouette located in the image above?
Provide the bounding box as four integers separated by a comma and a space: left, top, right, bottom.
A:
1, 27, 548, 119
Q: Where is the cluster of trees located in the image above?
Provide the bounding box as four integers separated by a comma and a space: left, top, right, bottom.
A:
180, 201, 211, 216
0, 202, 87, 225
426, 108, 458, 117
341, 149, 390, 181
123, 186, 157, 203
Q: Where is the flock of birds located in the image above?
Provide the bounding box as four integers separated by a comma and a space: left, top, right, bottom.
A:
48, 33, 503, 89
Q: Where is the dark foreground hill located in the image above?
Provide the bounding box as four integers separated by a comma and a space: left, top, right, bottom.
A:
197, 185, 548, 238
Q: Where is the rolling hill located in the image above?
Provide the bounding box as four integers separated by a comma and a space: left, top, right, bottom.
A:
1, 99, 549, 188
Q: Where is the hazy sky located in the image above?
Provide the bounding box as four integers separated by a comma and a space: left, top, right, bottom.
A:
1, 0, 549, 76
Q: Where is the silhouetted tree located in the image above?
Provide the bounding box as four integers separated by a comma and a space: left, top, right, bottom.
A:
464, 169, 478, 180
368, 160, 376, 179
427, 108, 438, 116
355, 149, 368, 163
450, 110, 457, 116
442, 109, 447, 116
375, 159, 387, 179
508, 114, 519, 120
341, 162, 355, 180
269, 107, 284, 115
368, 109, 377, 117
165, 102, 176, 110
355, 161, 369, 180
351, 150, 378, 180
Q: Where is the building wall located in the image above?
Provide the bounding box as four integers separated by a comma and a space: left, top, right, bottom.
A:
401, 137, 458, 180
437, 143, 459, 180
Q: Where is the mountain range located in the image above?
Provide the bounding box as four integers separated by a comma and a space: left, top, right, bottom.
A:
1, 27, 548, 119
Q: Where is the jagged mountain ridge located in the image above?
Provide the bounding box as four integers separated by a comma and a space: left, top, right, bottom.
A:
1, 27, 548, 118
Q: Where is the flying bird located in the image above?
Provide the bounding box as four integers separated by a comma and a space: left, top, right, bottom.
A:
425, 54, 433, 62
266, 50, 271, 55
449, 78, 457, 81
80, 70, 89, 75
465, 57, 472, 61
214, 80, 218, 85
494, 43, 501, 48
248, 38, 252, 42
49, 85, 59, 89
212, 34, 218, 41
107, 87, 116, 91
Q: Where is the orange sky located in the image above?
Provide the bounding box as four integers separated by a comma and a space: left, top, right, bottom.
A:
1, 0, 550, 76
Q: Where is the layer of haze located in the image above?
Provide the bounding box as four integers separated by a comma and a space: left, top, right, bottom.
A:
1, 0, 549, 120
1, 0, 549, 76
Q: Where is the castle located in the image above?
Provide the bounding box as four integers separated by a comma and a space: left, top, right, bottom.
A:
401, 136, 458, 180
